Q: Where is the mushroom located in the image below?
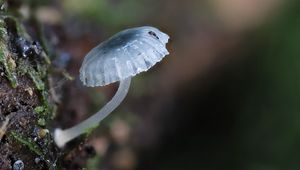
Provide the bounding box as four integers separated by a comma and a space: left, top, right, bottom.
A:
54, 26, 170, 148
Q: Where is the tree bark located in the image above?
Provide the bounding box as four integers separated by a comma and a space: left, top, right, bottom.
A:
0, 1, 60, 169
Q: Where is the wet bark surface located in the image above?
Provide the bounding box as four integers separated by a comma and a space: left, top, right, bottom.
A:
0, 2, 60, 169
0, 77, 56, 170
0, 1, 95, 169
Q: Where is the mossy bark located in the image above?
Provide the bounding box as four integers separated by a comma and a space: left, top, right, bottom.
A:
0, 2, 60, 170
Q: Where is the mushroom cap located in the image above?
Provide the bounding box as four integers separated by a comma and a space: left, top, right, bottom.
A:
79, 26, 170, 87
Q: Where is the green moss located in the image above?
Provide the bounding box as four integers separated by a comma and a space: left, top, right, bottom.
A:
37, 63, 48, 78
10, 131, 43, 156
0, 12, 57, 169
37, 118, 46, 126
34, 91, 55, 128
25, 64, 53, 120
35, 103, 53, 127
40, 91, 53, 115
34, 106, 45, 114
0, 50, 18, 88
0, 16, 50, 91
0, 16, 54, 158
0, 20, 6, 40
28, 68, 45, 91
0, 18, 18, 88
17, 59, 46, 91
0, 18, 52, 115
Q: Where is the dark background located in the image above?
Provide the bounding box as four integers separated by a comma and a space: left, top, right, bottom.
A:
33, 0, 300, 169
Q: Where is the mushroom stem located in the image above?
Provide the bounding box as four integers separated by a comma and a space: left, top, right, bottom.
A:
54, 77, 131, 148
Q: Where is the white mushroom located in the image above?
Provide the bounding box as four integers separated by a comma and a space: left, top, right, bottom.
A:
54, 26, 170, 148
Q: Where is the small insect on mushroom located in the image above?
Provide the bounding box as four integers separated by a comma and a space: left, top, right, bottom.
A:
54, 26, 170, 148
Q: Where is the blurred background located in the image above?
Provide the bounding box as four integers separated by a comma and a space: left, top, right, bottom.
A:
28, 0, 300, 169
